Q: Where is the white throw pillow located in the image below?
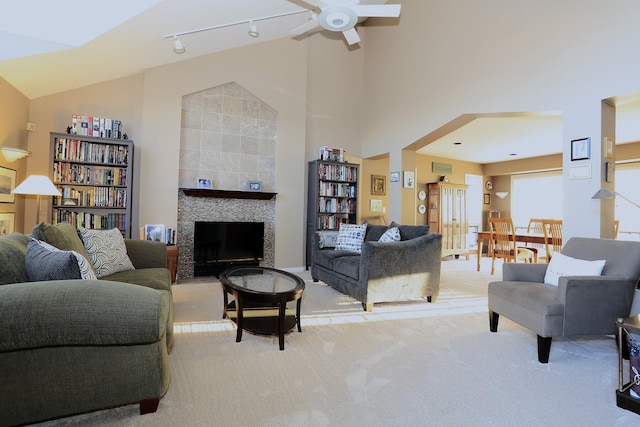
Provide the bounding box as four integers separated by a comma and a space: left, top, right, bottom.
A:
334, 223, 368, 253
78, 227, 135, 278
378, 227, 401, 243
543, 252, 606, 286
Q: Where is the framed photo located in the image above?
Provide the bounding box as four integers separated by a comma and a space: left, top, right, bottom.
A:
569, 164, 591, 180
248, 181, 262, 191
197, 178, 212, 189
571, 137, 590, 161
389, 171, 400, 182
144, 224, 165, 242
606, 162, 615, 183
403, 171, 415, 189
371, 175, 386, 196
370, 199, 383, 212
484, 193, 490, 204
0, 166, 17, 203
603, 136, 614, 159
0, 212, 15, 235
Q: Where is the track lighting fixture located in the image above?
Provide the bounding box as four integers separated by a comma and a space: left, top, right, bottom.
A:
248, 21, 259, 38
173, 36, 185, 54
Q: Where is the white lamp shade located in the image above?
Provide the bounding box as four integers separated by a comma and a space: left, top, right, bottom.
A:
12, 175, 61, 196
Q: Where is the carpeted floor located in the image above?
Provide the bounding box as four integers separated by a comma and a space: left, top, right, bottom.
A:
37, 256, 640, 426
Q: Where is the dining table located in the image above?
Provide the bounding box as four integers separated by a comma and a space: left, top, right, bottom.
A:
476, 230, 557, 271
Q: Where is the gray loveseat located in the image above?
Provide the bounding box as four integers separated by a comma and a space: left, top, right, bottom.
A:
489, 237, 640, 363
311, 223, 442, 311
0, 223, 173, 426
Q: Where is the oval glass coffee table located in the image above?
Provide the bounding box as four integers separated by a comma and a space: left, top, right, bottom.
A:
219, 266, 305, 350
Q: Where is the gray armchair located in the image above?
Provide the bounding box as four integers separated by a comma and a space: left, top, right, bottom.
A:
488, 237, 640, 363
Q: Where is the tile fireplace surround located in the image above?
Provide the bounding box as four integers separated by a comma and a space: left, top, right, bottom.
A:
176, 81, 277, 280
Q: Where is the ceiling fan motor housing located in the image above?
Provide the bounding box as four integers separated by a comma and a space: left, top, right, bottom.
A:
318, 6, 358, 31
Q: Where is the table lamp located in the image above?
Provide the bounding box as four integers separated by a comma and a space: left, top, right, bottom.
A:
12, 175, 61, 224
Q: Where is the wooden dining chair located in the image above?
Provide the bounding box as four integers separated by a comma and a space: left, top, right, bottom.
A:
525, 218, 546, 258
542, 219, 562, 262
488, 217, 536, 275
615, 219, 620, 239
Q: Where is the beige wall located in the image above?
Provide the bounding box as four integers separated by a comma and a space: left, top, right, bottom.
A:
0, 76, 30, 233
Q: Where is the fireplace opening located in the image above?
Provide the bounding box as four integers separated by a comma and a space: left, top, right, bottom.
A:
193, 221, 264, 277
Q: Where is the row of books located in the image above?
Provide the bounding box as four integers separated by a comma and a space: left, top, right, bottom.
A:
317, 215, 350, 231
319, 182, 356, 198
54, 186, 127, 208
71, 115, 124, 139
318, 197, 355, 214
53, 211, 127, 232
319, 146, 345, 162
54, 138, 129, 165
53, 163, 127, 186
317, 163, 358, 182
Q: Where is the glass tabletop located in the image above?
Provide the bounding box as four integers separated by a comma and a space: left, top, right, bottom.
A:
221, 267, 304, 295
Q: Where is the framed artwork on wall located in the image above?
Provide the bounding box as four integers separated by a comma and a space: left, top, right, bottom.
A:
371, 175, 386, 196
571, 137, 590, 161
144, 224, 165, 242
197, 178, 212, 189
484, 193, 491, 204
0, 212, 15, 234
0, 166, 16, 203
403, 171, 415, 189
603, 136, 614, 158
389, 171, 400, 182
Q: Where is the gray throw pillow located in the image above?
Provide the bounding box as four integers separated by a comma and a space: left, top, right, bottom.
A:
25, 239, 97, 281
78, 227, 135, 278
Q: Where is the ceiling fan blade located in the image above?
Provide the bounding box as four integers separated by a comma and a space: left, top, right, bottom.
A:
342, 27, 361, 45
287, 0, 327, 10
291, 18, 321, 35
351, 4, 401, 17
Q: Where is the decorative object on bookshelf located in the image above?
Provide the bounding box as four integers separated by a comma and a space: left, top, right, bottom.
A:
0, 166, 17, 203
319, 145, 345, 162
371, 175, 386, 196
50, 132, 134, 237
306, 159, 359, 268
0, 212, 15, 234
12, 175, 61, 224
144, 224, 165, 242
197, 178, 212, 189
248, 181, 262, 191
71, 115, 124, 139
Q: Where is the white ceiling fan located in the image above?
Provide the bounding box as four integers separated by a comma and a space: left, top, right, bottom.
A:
289, 0, 401, 46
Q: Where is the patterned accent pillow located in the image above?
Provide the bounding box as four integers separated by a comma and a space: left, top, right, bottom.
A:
78, 228, 135, 278
378, 226, 401, 243
317, 231, 340, 249
25, 238, 97, 281
334, 223, 368, 253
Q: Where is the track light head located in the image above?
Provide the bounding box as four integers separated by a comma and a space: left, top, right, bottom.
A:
173, 36, 185, 54
248, 21, 259, 38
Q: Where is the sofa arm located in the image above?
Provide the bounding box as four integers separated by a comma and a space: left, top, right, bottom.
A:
125, 239, 167, 269
360, 233, 442, 282
0, 280, 169, 353
502, 263, 548, 282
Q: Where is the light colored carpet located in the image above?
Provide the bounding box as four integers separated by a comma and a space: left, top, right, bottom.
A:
37, 257, 639, 426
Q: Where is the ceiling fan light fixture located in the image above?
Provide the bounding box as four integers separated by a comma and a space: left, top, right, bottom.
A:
319, 6, 358, 32
173, 36, 185, 54
248, 21, 259, 38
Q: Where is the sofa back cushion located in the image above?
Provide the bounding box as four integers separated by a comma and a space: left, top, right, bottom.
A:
562, 237, 640, 282
389, 222, 430, 241
364, 224, 390, 242
0, 233, 29, 285
31, 222, 95, 274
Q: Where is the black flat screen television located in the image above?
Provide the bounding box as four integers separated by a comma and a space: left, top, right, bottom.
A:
194, 221, 264, 263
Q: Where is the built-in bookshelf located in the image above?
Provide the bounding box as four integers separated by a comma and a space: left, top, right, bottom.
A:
306, 159, 359, 268
50, 132, 134, 237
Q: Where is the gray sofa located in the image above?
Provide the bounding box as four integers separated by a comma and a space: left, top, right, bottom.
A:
488, 237, 640, 363
0, 223, 173, 426
311, 223, 442, 311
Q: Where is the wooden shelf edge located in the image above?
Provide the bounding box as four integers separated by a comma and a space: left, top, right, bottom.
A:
180, 188, 277, 200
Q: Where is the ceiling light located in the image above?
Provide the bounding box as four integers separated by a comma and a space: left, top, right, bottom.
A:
248, 21, 259, 38
1, 146, 31, 162
495, 192, 509, 199
318, 6, 358, 32
173, 36, 185, 54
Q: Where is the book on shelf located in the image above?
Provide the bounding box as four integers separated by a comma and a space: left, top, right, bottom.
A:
319, 145, 345, 163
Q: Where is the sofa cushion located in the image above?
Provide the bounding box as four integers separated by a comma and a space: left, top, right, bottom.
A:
332, 255, 360, 281
25, 239, 97, 281
105, 267, 172, 293
315, 249, 356, 270
543, 252, 606, 286
335, 223, 367, 253
364, 224, 390, 242
390, 222, 429, 241
31, 222, 95, 274
378, 226, 401, 242
78, 228, 135, 278
0, 233, 29, 285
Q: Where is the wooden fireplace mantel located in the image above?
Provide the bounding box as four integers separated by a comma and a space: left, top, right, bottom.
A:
180, 188, 277, 200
